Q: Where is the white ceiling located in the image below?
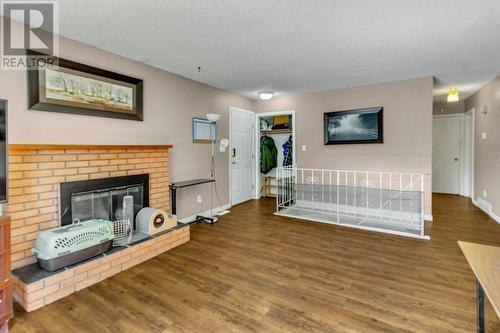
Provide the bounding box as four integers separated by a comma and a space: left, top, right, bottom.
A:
28, 1, 500, 100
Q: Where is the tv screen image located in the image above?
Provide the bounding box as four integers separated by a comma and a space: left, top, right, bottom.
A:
324, 107, 383, 145
0, 100, 7, 203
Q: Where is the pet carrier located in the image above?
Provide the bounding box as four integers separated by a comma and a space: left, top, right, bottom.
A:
33, 219, 114, 271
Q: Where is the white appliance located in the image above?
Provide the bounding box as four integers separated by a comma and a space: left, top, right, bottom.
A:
136, 208, 177, 235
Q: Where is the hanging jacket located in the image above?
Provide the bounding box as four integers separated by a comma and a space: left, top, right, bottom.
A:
260, 136, 278, 174
282, 136, 293, 167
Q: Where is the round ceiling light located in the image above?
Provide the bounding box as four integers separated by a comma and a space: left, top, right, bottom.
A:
258, 91, 274, 100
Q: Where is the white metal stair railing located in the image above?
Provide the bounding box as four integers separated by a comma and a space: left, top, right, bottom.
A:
275, 166, 429, 240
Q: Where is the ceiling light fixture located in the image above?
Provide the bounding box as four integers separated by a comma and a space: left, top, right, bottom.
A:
258, 91, 274, 100
206, 113, 221, 123
447, 88, 459, 103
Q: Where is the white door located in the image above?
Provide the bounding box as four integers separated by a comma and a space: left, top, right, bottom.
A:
230, 107, 254, 205
432, 116, 461, 194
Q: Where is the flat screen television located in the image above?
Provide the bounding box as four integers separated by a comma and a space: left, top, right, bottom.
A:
324, 107, 383, 145
0, 100, 7, 203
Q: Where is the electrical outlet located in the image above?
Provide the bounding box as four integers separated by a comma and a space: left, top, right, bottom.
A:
483, 190, 487, 198
196, 195, 203, 204
302, 145, 307, 151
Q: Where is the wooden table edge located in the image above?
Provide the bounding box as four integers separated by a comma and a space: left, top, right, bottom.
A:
458, 241, 500, 319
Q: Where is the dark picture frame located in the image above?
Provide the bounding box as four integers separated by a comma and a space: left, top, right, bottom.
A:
27, 50, 143, 121
324, 107, 383, 145
0, 100, 7, 203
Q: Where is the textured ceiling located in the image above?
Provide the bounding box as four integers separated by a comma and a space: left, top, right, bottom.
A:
26, 1, 500, 100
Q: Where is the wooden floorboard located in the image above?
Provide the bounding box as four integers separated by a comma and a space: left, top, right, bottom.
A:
10, 194, 500, 332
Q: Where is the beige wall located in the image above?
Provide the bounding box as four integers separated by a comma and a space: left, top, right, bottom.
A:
0, 18, 253, 220
1, 18, 436, 218
255, 77, 434, 215
465, 75, 500, 216
433, 101, 465, 115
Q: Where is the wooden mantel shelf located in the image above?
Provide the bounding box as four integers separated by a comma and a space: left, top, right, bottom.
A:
9, 144, 173, 151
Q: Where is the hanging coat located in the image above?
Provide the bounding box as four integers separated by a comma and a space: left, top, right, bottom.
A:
260, 136, 278, 174
282, 136, 293, 167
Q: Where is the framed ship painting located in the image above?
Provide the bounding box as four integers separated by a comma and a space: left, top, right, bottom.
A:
324, 107, 383, 145
27, 50, 143, 121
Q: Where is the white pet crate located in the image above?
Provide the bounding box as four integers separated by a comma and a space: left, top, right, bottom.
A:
276, 166, 429, 239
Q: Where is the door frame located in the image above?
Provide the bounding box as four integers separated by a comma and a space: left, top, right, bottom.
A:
229, 106, 255, 206
432, 112, 474, 197
254, 110, 296, 199
463, 108, 475, 198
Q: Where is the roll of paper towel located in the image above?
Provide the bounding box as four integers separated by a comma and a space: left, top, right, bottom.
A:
122, 195, 134, 228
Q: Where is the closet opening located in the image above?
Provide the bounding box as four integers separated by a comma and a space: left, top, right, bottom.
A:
255, 110, 296, 199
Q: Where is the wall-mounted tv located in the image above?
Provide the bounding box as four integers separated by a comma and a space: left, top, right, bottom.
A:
324, 107, 383, 145
0, 100, 7, 203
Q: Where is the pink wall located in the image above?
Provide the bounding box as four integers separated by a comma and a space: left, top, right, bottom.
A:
465, 75, 500, 216
0, 18, 253, 220
255, 77, 434, 215
433, 101, 465, 115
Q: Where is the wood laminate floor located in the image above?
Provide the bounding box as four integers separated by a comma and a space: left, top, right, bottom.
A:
10, 194, 500, 332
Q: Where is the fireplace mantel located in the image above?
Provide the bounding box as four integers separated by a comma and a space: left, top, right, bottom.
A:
9, 144, 173, 151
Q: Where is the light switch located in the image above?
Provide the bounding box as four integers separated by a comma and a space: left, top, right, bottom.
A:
302, 145, 307, 152
481, 132, 487, 140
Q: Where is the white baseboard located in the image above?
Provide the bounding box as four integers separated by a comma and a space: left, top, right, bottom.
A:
477, 197, 492, 213
179, 203, 232, 224
424, 214, 433, 222
472, 197, 500, 224
492, 211, 500, 224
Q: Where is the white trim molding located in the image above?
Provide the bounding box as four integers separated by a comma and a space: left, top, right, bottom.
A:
472, 197, 500, 224
492, 211, 500, 224
463, 109, 475, 198
424, 214, 433, 222
254, 110, 296, 199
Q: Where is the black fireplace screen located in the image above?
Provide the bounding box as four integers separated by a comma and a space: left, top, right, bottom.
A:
59, 174, 149, 226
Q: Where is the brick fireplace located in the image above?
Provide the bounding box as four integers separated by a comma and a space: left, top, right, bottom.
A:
7, 144, 172, 269
5, 144, 191, 312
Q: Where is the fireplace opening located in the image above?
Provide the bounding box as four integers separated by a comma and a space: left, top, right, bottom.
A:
59, 174, 149, 227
